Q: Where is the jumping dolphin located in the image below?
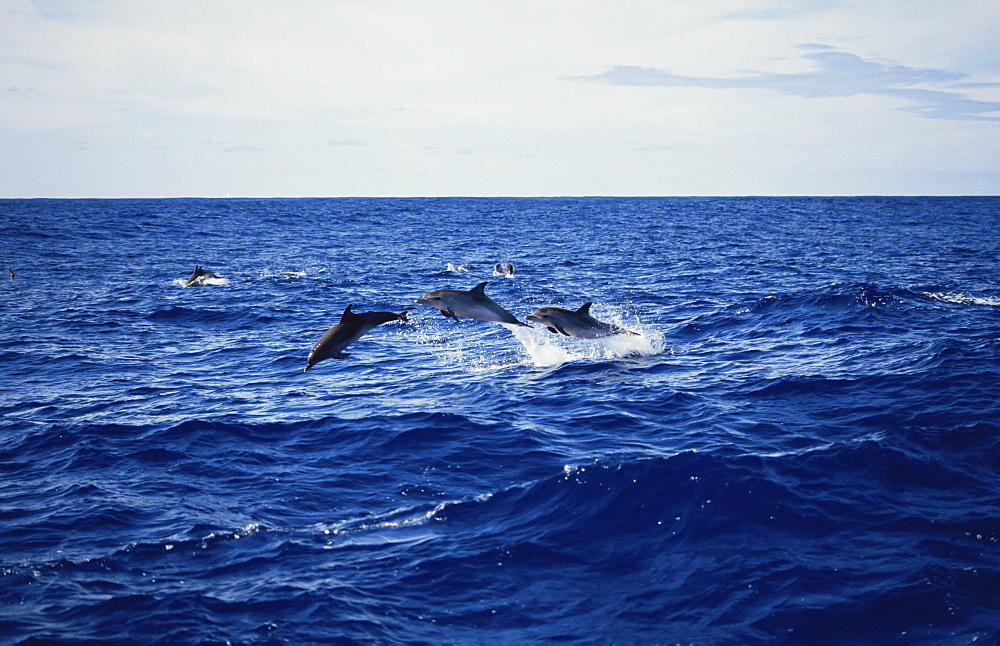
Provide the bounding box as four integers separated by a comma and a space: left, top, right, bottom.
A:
184, 265, 222, 287
416, 281, 528, 326
304, 305, 408, 371
526, 302, 638, 338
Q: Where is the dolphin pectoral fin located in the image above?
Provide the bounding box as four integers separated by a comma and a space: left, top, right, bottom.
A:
546, 326, 559, 334
556, 326, 571, 336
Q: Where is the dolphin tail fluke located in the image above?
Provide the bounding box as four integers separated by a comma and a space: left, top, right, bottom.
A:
398, 311, 409, 323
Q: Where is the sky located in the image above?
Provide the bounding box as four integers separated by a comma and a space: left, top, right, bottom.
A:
1, 0, 998, 197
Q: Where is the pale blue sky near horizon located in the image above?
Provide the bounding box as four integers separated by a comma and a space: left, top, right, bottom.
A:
2, 0, 998, 198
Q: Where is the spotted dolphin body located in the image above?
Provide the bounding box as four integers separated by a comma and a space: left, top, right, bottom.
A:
184, 265, 222, 287
526, 302, 637, 339
416, 281, 528, 326
304, 305, 408, 371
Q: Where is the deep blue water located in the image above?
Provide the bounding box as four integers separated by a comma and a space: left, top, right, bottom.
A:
1, 196, 998, 644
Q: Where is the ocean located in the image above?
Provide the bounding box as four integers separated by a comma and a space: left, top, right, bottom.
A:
1, 196, 998, 644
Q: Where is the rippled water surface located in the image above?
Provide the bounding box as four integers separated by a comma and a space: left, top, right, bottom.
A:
2, 197, 999, 643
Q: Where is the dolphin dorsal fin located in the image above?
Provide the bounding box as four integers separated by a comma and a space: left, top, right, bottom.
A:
471, 282, 488, 294
577, 302, 593, 315
341, 304, 354, 319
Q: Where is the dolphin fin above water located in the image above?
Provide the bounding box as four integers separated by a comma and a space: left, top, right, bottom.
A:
184, 265, 223, 287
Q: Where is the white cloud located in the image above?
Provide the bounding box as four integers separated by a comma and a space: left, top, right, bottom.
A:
573, 47, 1000, 121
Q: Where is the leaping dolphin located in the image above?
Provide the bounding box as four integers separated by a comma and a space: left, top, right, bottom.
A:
184, 265, 222, 287
416, 281, 528, 326
526, 302, 638, 339
304, 305, 408, 371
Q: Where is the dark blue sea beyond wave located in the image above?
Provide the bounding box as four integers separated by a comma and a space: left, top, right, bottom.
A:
1, 196, 998, 644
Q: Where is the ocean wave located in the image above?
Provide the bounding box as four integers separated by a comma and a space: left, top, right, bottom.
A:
282, 444, 998, 641
145, 305, 277, 327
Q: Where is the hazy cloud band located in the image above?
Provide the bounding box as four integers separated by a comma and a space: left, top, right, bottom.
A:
572, 48, 1000, 122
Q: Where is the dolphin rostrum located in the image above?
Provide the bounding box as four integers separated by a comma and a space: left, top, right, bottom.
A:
304, 305, 408, 371
526, 302, 638, 339
184, 265, 222, 287
416, 281, 528, 326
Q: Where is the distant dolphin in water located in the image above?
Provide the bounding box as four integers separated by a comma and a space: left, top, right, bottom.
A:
304, 305, 408, 371
526, 302, 637, 338
184, 265, 223, 287
416, 281, 528, 326
7, 268, 14, 281
492, 262, 515, 277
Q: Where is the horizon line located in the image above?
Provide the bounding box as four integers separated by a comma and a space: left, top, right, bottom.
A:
2, 193, 998, 200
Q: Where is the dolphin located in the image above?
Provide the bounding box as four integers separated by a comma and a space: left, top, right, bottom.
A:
415, 281, 528, 326
526, 302, 638, 339
493, 262, 515, 277
184, 265, 222, 287
7, 268, 14, 281
304, 305, 408, 371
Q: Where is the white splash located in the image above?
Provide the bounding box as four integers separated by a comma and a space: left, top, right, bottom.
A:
174, 276, 229, 287
507, 308, 665, 368
924, 291, 1000, 307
